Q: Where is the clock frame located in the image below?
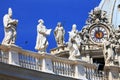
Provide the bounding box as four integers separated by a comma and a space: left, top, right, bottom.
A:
89, 23, 110, 44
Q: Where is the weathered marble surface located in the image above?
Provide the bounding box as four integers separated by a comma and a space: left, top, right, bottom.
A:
54, 22, 65, 47
2, 8, 18, 45
35, 19, 52, 53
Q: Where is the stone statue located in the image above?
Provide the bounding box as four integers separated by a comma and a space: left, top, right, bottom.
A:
103, 38, 118, 66
35, 19, 52, 53
54, 22, 65, 47
2, 8, 18, 45
68, 24, 81, 60
81, 27, 89, 44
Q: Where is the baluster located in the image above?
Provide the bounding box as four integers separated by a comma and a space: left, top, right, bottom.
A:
33, 57, 36, 70
71, 65, 74, 77
89, 68, 91, 80
29, 56, 31, 69
3, 52, 6, 63
31, 56, 34, 69
72, 65, 75, 76
58, 62, 60, 74
25, 55, 27, 68
55, 61, 57, 73
22, 54, 25, 67
26, 55, 28, 68
60, 62, 63, 75
36, 58, 39, 71
31, 57, 34, 69
3, 52, 5, 63
52, 61, 55, 72
20, 54, 23, 67
63, 63, 65, 75
68, 64, 70, 76
91, 68, 94, 80
23, 54, 26, 68
54, 61, 56, 73
55, 61, 58, 74
35, 58, 38, 70
86, 67, 89, 79
28, 55, 31, 69
60, 62, 62, 75
29, 55, 31, 69
24, 55, 26, 68
39, 59, 42, 70
25, 55, 28, 68
0, 51, 2, 62
64, 63, 67, 76
70, 64, 72, 76
62, 63, 64, 75
18, 54, 21, 66
66, 64, 68, 76
57, 62, 59, 74
88, 68, 90, 80
53, 61, 55, 73
59, 62, 61, 75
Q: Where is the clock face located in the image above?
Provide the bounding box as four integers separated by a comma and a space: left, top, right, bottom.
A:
90, 24, 108, 43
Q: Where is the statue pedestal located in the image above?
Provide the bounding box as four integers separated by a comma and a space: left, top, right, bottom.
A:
0, 44, 21, 66
50, 45, 69, 58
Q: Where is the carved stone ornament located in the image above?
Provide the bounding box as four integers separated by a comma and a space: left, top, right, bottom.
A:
81, 7, 114, 45
86, 7, 109, 25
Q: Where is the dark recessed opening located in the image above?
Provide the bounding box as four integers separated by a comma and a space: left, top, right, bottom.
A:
118, 4, 120, 11
93, 58, 105, 71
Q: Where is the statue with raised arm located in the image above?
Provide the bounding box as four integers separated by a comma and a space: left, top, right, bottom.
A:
54, 22, 65, 47
2, 8, 18, 45
68, 24, 81, 60
35, 19, 52, 53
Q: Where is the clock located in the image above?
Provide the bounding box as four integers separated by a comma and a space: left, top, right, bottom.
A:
89, 23, 109, 44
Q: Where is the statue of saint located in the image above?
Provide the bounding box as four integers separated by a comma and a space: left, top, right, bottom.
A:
68, 24, 81, 60
54, 22, 65, 47
35, 19, 52, 53
103, 38, 118, 66
2, 8, 18, 45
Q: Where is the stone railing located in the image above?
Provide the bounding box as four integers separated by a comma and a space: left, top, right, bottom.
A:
19, 53, 42, 71
0, 44, 110, 80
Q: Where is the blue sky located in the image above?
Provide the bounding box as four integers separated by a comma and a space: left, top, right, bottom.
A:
0, 0, 101, 52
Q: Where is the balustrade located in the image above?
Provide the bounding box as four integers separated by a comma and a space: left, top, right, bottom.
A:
0, 45, 105, 80
52, 61, 75, 77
